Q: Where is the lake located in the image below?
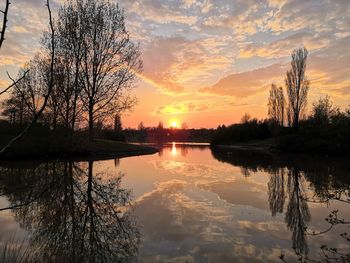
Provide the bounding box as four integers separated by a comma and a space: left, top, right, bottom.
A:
0, 143, 349, 262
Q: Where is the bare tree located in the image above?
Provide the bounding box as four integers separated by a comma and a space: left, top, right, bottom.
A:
13, 56, 49, 119
241, 113, 251, 124
0, 0, 30, 97
1, 80, 31, 124
76, 0, 141, 141
0, 0, 55, 155
50, 0, 86, 133
268, 84, 285, 126
285, 47, 310, 128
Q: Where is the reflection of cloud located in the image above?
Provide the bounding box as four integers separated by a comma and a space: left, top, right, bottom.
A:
152, 159, 237, 180
198, 179, 268, 210
134, 177, 294, 262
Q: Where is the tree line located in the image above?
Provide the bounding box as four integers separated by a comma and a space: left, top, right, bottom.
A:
0, 0, 141, 148
212, 47, 350, 154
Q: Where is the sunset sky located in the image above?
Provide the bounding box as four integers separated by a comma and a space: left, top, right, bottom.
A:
0, 0, 349, 128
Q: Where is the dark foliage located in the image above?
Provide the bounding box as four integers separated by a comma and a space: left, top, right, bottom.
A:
275, 108, 350, 154
211, 119, 271, 145
94, 128, 126, 142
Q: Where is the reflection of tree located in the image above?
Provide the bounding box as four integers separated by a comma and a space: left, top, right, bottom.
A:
0, 161, 139, 262
268, 168, 286, 216
211, 148, 350, 261
181, 146, 188, 157
267, 167, 310, 256
285, 169, 310, 257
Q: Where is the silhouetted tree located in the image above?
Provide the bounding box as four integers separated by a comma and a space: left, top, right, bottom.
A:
285, 47, 309, 129
1, 83, 30, 124
268, 84, 285, 126
51, 0, 88, 134
241, 113, 251, 124
157, 121, 164, 130
0, 0, 56, 155
114, 113, 122, 131
311, 95, 339, 125
138, 121, 145, 131
76, 0, 142, 141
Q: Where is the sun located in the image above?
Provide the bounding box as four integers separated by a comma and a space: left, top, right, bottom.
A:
170, 120, 178, 128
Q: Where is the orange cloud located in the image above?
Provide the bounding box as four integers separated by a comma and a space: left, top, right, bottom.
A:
154, 98, 247, 115
199, 64, 287, 98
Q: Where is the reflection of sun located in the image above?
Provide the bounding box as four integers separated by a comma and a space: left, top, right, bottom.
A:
170, 120, 178, 128
171, 142, 177, 156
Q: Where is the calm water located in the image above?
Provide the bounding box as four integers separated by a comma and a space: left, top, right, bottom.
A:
0, 143, 349, 262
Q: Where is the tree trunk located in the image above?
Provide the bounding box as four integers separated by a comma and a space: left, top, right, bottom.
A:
293, 113, 299, 130
88, 106, 94, 142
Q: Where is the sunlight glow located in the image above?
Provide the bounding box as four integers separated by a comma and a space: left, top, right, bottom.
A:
170, 120, 178, 128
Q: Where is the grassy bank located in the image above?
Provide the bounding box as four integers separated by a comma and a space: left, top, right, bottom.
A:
0, 121, 158, 160
0, 135, 158, 161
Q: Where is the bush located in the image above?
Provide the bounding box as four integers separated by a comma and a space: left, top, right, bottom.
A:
95, 128, 126, 142
211, 119, 271, 145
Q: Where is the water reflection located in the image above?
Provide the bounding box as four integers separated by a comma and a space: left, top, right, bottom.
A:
0, 145, 349, 262
0, 161, 139, 262
171, 142, 177, 156
212, 148, 350, 261
285, 169, 310, 256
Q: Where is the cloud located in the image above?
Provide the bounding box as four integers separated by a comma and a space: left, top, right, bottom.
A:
119, 0, 198, 26
307, 36, 350, 97
141, 36, 233, 95
198, 35, 350, 100
154, 98, 246, 115
239, 32, 332, 58
201, 0, 270, 37
199, 64, 286, 98
265, 0, 350, 34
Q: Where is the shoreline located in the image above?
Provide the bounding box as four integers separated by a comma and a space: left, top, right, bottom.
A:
211, 141, 349, 157
0, 140, 158, 162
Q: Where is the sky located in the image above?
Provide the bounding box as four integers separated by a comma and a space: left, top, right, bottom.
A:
0, 0, 349, 128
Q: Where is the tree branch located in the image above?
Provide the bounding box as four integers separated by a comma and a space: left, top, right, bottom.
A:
0, 0, 55, 156
0, 70, 29, 96
0, 0, 10, 49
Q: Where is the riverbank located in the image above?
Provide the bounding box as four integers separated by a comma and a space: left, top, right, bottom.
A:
212, 135, 350, 156
0, 138, 158, 161
213, 139, 274, 153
